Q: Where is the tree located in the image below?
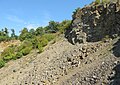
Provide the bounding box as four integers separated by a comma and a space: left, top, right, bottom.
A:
11, 29, 15, 37
35, 27, 45, 36
4, 28, 9, 36
20, 28, 28, 34
19, 28, 29, 41
58, 20, 71, 33
11, 29, 18, 39
48, 21, 59, 33
29, 29, 35, 35
0, 28, 10, 42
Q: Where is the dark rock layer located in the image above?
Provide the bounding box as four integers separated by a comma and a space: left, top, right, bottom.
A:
67, 2, 120, 44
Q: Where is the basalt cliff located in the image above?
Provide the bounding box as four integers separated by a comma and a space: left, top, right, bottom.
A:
66, 2, 120, 44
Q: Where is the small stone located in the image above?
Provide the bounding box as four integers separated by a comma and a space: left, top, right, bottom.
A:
92, 75, 97, 79
102, 62, 105, 65
114, 61, 118, 65
84, 77, 88, 81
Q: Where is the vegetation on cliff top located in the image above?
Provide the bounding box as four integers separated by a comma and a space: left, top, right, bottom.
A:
95, 0, 114, 4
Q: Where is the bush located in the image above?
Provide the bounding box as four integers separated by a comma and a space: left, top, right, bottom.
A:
12, 52, 23, 60
42, 34, 55, 41
102, 0, 110, 3
0, 36, 10, 42
21, 47, 32, 56
95, 0, 100, 4
1, 46, 15, 61
38, 44, 43, 53
3, 55, 13, 61
40, 38, 48, 47
15, 52, 23, 59
58, 20, 71, 34
95, 0, 110, 4
17, 40, 33, 51
36, 36, 48, 47
0, 59, 5, 68
28, 36, 38, 49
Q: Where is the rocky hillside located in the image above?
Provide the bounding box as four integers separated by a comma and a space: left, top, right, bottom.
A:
0, 1, 120, 85
66, 1, 120, 44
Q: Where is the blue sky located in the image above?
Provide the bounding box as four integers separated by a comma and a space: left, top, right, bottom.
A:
0, 0, 94, 35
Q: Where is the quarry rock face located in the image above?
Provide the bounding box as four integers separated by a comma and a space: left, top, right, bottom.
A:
67, 2, 120, 44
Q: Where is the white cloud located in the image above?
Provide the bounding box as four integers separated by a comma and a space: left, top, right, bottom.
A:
26, 23, 39, 30
26, 11, 52, 30
6, 11, 52, 30
6, 15, 24, 23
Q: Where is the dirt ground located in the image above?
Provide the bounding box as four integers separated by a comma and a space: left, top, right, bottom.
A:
0, 37, 120, 85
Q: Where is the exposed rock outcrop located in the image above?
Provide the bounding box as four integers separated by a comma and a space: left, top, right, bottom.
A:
67, 2, 120, 44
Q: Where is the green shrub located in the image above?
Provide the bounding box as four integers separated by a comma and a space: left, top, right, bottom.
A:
0, 36, 10, 42
36, 36, 48, 47
22, 40, 33, 48
12, 52, 23, 60
0, 59, 5, 68
28, 37, 38, 49
40, 38, 48, 47
17, 40, 33, 51
95, 0, 110, 4
58, 20, 71, 34
95, 0, 100, 4
15, 52, 23, 59
1, 46, 15, 61
3, 55, 13, 61
38, 44, 43, 53
21, 47, 32, 56
42, 34, 55, 41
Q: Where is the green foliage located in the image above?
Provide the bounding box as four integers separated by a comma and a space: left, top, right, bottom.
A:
15, 52, 23, 59
0, 59, 5, 68
38, 44, 43, 53
4, 28, 9, 36
58, 20, 71, 33
28, 36, 38, 49
95, 0, 110, 4
21, 47, 32, 55
11, 29, 18, 39
3, 55, 13, 61
18, 40, 33, 51
0, 36, 10, 42
95, 0, 100, 4
0, 28, 11, 42
1, 46, 15, 61
37, 37, 48, 47
29, 29, 35, 35
35, 27, 45, 36
102, 0, 110, 3
17, 40, 33, 55
42, 34, 55, 41
19, 28, 30, 41
48, 21, 59, 33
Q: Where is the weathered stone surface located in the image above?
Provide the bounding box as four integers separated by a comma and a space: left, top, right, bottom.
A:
67, 2, 120, 44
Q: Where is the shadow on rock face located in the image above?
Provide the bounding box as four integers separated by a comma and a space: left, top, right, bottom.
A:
110, 39, 120, 84
109, 64, 120, 85
64, 29, 77, 45
112, 39, 120, 57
